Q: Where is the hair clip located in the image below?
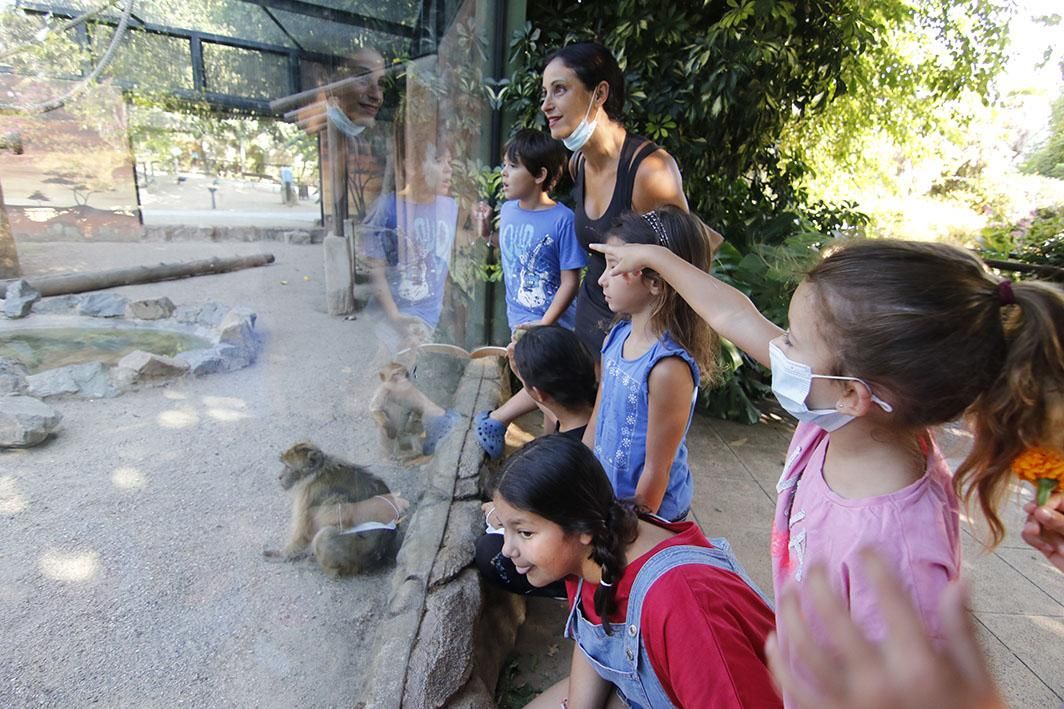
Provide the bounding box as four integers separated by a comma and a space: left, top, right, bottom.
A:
641, 210, 670, 249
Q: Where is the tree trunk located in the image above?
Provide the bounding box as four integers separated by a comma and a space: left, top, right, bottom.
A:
0, 253, 274, 298
0, 181, 22, 279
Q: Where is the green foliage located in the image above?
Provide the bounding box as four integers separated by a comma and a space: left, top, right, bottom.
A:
473, 163, 504, 284
980, 205, 1064, 269
699, 230, 827, 422
505, 2, 882, 250
502, 1, 1008, 251
126, 94, 316, 180
1024, 92, 1064, 180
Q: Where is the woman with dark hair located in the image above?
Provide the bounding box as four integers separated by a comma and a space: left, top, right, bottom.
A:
475, 41, 718, 458
543, 41, 693, 350
492, 435, 780, 708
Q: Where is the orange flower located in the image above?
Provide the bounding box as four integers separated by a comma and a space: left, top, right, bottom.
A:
1012, 447, 1064, 505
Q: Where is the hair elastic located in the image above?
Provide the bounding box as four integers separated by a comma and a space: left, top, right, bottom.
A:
641, 210, 670, 249
374, 494, 401, 523
599, 578, 614, 588
998, 279, 1015, 306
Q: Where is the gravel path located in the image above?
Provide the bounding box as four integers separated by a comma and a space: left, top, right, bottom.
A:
2, 242, 429, 707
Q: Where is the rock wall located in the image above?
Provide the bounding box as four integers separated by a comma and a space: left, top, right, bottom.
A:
360, 357, 526, 709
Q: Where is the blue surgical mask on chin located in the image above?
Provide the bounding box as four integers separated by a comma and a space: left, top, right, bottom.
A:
769, 341, 893, 432
562, 95, 599, 151
326, 102, 367, 138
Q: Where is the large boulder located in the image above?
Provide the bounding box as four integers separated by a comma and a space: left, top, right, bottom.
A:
0, 395, 61, 447
111, 350, 189, 389
32, 294, 82, 314
176, 344, 253, 376
403, 569, 482, 708
0, 358, 29, 395
174, 302, 228, 328
217, 307, 259, 356
27, 361, 118, 399
79, 293, 128, 318
3, 280, 40, 319
128, 297, 175, 320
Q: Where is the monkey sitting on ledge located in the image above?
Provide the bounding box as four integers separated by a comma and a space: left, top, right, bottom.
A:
370, 362, 458, 458
264, 442, 408, 576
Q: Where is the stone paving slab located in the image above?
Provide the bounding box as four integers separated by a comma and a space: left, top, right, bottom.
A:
978, 612, 1064, 700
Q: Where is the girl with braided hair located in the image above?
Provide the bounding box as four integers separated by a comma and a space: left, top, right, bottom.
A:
493, 435, 779, 708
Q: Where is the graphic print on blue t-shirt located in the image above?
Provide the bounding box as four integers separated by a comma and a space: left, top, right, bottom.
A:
362, 193, 458, 329
498, 201, 586, 330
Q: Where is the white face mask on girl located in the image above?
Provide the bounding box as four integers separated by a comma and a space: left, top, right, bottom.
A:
769, 341, 893, 432
562, 94, 599, 151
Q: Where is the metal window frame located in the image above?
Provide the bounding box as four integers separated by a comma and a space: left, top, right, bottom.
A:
14, 0, 440, 113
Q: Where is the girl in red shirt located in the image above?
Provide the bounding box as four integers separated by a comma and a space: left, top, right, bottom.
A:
491, 435, 781, 708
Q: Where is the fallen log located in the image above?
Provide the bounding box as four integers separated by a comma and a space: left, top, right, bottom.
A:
0, 253, 275, 298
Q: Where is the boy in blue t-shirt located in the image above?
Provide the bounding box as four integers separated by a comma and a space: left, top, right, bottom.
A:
492, 129, 585, 332
362, 141, 457, 350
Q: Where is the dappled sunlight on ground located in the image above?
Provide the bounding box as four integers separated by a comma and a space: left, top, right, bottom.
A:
1032, 614, 1064, 639
38, 549, 101, 582
157, 407, 200, 429
202, 395, 252, 422
156, 396, 254, 426
207, 407, 252, 422
0, 476, 27, 514
110, 466, 146, 490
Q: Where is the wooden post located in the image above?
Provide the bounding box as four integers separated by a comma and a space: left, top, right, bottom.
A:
326, 119, 346, 238
0, 181, 22, 279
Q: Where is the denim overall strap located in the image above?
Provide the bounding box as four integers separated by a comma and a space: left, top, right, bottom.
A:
563, 541, 770, 709
621, 542, 771, 707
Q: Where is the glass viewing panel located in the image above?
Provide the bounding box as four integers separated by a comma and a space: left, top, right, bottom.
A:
0, 0, 506, 704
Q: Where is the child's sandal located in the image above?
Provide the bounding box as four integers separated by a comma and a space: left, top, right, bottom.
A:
422, 409, 459, 456
473, 411, 505, 459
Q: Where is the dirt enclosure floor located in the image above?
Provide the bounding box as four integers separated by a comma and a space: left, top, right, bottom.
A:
1, 241, 432, 707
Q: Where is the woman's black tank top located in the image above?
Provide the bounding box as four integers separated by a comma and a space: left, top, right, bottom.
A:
572, 133, 660, 353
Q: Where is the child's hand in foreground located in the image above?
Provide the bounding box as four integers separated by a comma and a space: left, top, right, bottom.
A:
766, 551, 1004, 709
589, 242, 663, 277
1022, 491, 1064, 572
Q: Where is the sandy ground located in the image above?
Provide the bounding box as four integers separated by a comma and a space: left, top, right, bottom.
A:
3, 162, 321, 228
1, 241, 434, 707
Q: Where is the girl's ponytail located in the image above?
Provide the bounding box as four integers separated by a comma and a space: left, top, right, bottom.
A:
956, 279, 1064, 546
804, 240, 1064, 548
590, 500, 638, 630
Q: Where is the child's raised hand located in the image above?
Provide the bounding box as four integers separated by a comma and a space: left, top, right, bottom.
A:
766, 551, 1003, 709
589, 242, 664, 277
1022, 492, 1064, 572
472, 200, 494, 242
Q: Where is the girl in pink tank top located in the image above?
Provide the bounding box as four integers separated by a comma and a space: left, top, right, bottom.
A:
592, 237, 1064, 707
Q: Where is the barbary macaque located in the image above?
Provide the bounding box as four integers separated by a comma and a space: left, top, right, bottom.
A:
264, 442, 403, 576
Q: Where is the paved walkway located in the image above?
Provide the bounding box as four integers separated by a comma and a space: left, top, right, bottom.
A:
497, 413, 1064, 707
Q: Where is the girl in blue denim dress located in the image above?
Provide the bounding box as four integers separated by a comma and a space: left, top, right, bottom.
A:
584, 206, 717, 521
